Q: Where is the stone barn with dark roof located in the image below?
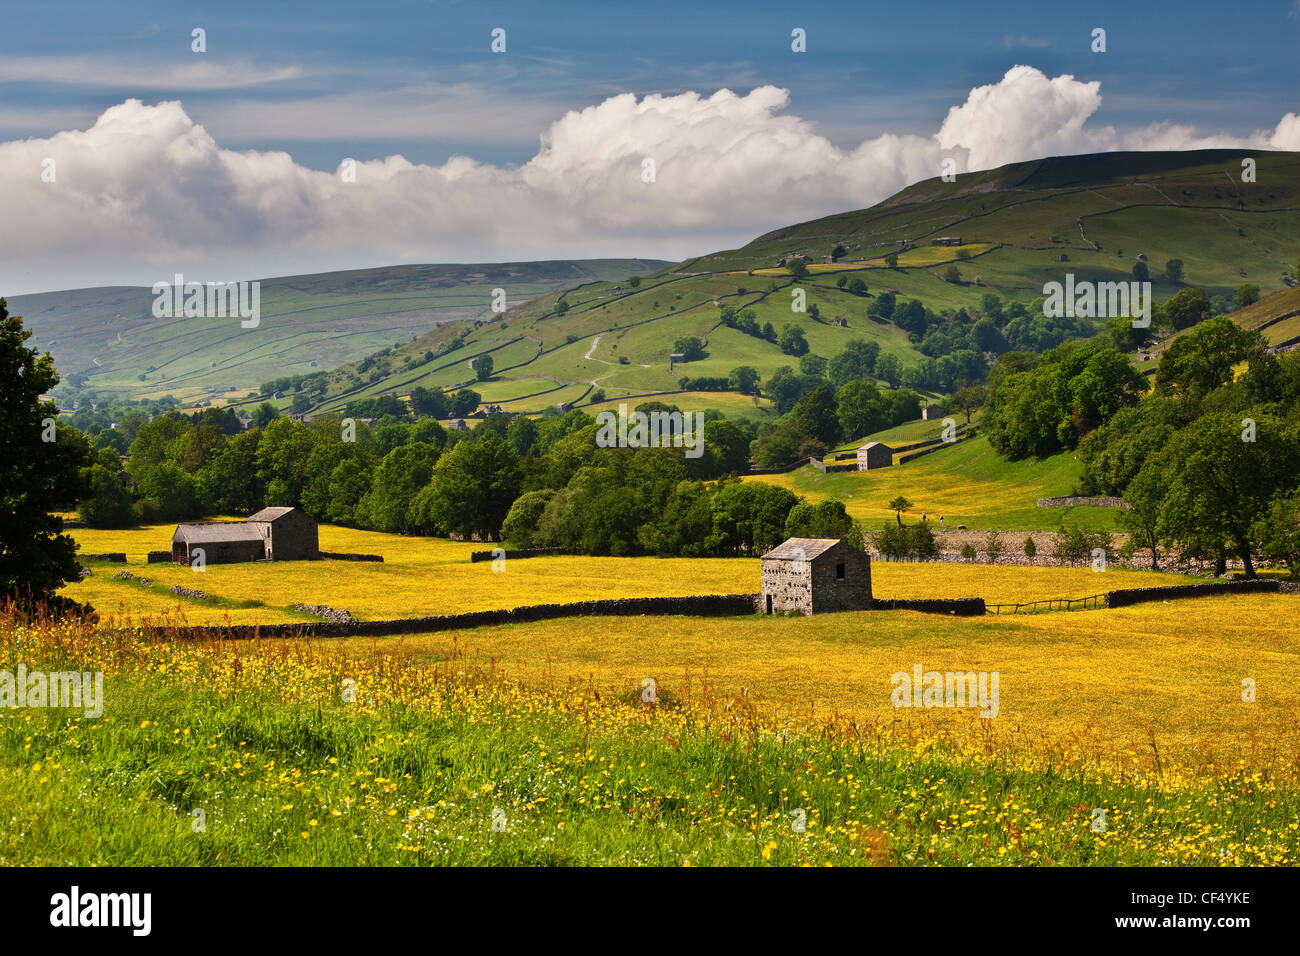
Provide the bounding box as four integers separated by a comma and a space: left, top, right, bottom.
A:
856, 441, 893, 470
246, 507, 320, 561
170, 507, 319, 565
760, 538, 872, 615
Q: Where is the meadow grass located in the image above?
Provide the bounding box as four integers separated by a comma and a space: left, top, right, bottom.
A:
63, 524, 1192, 624
3, 600, 1297, 866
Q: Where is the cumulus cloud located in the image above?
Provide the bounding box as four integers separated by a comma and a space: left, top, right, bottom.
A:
1, 66, 1296, 293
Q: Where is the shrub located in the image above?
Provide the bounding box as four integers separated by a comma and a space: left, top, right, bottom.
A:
1023, 536, 1037, 557
960, 543, 977, 560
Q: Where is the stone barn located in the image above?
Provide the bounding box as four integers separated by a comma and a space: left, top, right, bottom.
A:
247, 507, 320, 561
170, 507, 319, 566
922, 403, 946, 421
171, 523, 267, 566
760, 538, 872, 615
857, 441, 893, 470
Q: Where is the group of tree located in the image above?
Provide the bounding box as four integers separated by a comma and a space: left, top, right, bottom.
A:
1076, 316, 1300, 577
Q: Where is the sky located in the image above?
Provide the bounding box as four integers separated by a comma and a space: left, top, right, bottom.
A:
2, 0, 1299, 294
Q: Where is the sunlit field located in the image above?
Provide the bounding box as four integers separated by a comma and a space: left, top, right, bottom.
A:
336, 593, 1300, 763
63, 523, 1194, 624
4, 593, 1297, 866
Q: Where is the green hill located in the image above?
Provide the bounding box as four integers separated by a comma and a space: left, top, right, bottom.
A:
11, 259, 669, 407
291, 148, 1300, 421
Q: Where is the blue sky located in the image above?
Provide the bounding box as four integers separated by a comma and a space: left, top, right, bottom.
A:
5, 0, 1299, 168
2, 0, 1298, 292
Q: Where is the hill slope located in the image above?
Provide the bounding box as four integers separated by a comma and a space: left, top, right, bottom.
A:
10, 259, 669, 405
295, 149, 1300, 419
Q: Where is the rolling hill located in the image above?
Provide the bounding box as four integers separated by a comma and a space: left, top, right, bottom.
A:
283, 148, 1300, 421
9, 259, 669, 406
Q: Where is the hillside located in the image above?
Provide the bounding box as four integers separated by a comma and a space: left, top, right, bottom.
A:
291, 149, 1300, 420
10, 259, 669, 406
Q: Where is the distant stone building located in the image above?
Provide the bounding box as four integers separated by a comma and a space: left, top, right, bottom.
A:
447, 419, 470, 431
170, 507, 319, 566
922, 403, 946, 421
857, 441, 893, 470
760, 538, 872, 615
931, 236, 963, 246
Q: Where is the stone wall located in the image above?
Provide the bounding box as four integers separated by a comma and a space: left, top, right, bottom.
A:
1037, 496, 1130, 509
319, 551, 384, 562
155, 593, 764, 640
872, 597, 986, 616
79, 552, 126, 563
469, 548, 575, 563
1104, 579, 1278, 608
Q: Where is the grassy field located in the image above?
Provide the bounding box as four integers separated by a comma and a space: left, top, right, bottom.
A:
749, 434, 1116, 531
63, 522, 1194, 625
4, 584, 1297, 866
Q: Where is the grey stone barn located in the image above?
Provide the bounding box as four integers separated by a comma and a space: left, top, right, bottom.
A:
857, 441, 893, 470
922, 403, 946, 420
171, 507, 319, 566
760, 538, 872, 615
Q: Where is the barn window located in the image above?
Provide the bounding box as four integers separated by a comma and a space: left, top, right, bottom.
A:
836, 563, 845, 579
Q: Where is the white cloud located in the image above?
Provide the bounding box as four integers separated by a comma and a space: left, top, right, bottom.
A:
1, 66, 1296, 294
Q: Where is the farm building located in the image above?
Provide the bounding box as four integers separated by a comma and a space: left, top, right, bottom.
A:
922, 403, 946, 420
760, 538, 872, 615
857, 441, 893, 470
931, 236, 963, 246
170, 507, 319, 566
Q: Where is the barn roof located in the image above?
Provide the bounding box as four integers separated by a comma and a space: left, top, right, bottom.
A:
762, 538, 843, 561
246, 507, 297, 522
172, 523, 265, 543
858, 441, 892, 451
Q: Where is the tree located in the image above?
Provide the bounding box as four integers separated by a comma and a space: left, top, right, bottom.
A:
77, 463, 135, 528
1134, 412, 1300, 578
728, 365, 761, 395
1132, 261, 1150, 283
943, 265, 962, 284
875, 353, 903, 388
836, 380, 888, 440
254, 401, 280, 428
410, 386, 450, 419
778, 324, 809, 357
1254, 491, 1300, 578
831, 244, 847, 261
474, 353, 495, 382
1165, 259, 1184, 284
0, 300, 91, 608
950, 384, 986, 424
888, 496, 912, 526
885, 253, 899, 268
673, 336, 706, 361
555, 298, 570, 314
785, 499, 856, 541
789, 384, 842, 447
414, 433, 521, 541
788, 259, 809, 278
702, 420, 752, 477
501, 489, 555, 548
708, 481, 798, 555
1156, 316, 1269, 398
360, 443, 440, 533
1234, 284, 1261, 309
628, 275, 642, 288
450, 388, 481, 418
799, 353, 827, 378
827, 339, 879, 387
1158, 287, 1212, 332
